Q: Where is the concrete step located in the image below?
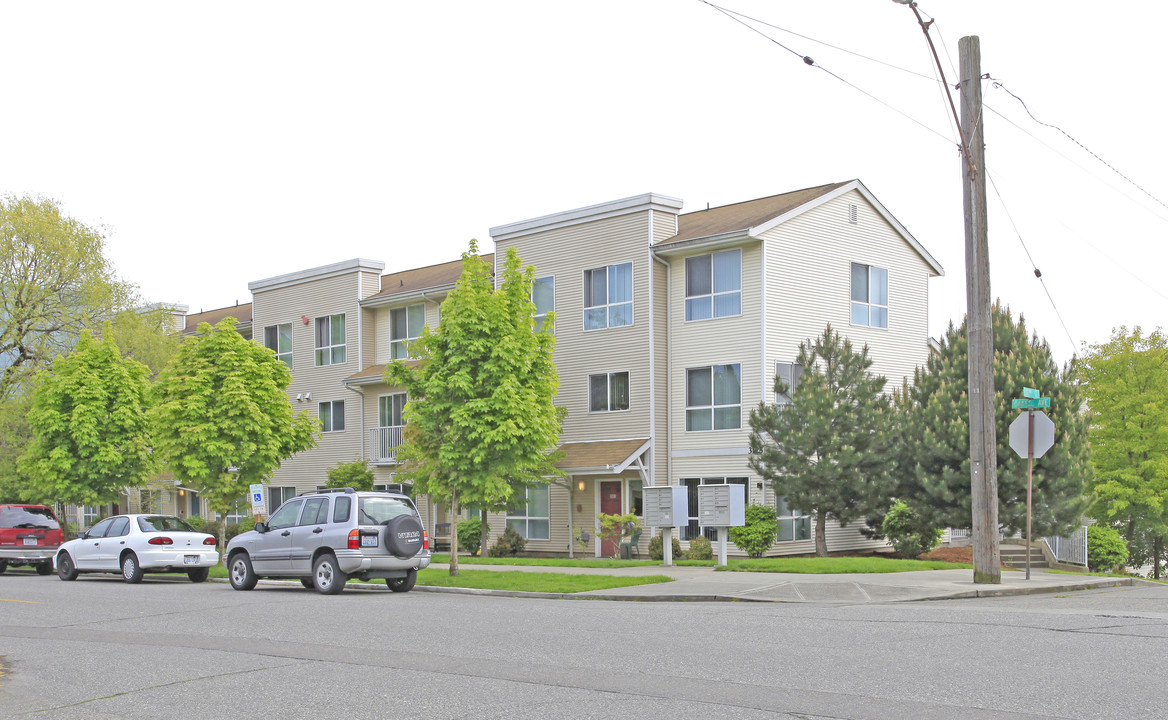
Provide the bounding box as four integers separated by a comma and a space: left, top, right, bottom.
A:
1000, 546, 1048, 568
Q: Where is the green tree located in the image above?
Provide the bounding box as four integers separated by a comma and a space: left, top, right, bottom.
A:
326, 459, 375, 491
0, 390, 36, 502
151, 317, 318, 551
107, 305, 184, 379
749, 324, 894, 557
387, 243, 564, 576
893, 303, 1091, 538
1080, 326, 1168, 577
19, 329, 155, 506
1, 195, 135, 398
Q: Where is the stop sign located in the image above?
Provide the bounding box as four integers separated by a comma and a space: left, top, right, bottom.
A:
1009, 411, 1056, 458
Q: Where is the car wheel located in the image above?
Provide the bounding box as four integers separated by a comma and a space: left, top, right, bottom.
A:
300, 578, 315, 589
187, 567, 210, 583
0, 560, 7, 574
121, 552, 144, 584
35, 562, 53, 576
386, 569, 417, 593
312, 554, 346, 595
57, 552, 78, 581
229, 553, 258, 591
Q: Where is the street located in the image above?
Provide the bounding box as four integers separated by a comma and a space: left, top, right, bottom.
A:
1, 571, 1166, 719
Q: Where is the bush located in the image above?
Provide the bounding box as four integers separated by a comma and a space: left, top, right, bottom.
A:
1087, 524, 1128, 572
200, 520, 223, 540
186, 515, 207, 531
487, 526, 526, 557
729, 504, 779, 558
226, 518, 256, 541
648, 533, 682, 561
686, 535, 713, 560
326, 459, 375, 491
458, 518, 489, 556
881, 500, 943, 558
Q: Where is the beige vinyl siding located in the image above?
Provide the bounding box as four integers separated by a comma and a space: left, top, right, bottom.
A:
651, 255, 669, 487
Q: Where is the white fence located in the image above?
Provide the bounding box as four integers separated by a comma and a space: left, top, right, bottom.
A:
1043, 525, 1089, 566
368, 426, 404, 463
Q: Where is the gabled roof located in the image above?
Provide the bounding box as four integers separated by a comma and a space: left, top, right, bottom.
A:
184, 303, 253, 334
365, 254, 494, 305
555, 438, 650, 474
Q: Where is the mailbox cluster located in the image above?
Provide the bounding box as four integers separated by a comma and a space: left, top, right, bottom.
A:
644, 486, 687, 566
644, 484, 745, 566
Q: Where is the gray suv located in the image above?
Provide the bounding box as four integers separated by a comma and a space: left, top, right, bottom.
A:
225, 488, 430, 595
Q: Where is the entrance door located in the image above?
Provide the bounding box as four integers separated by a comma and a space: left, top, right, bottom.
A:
599, 481, 622, 557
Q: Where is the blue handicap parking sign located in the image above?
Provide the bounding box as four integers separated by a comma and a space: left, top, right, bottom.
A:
253, 493, 263, 503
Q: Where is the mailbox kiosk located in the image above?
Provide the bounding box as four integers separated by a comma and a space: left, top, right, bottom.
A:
644, 485, 688, 567
698, 483, 745, 566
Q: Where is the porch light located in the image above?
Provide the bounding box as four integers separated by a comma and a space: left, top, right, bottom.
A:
577, 480, 585, 492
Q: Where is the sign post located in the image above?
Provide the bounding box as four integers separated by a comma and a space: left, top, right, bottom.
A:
1008, 388, 1056, 580
249, 483, 265, 523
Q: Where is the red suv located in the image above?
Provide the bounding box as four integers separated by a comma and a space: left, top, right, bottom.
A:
0, 504, 65, 575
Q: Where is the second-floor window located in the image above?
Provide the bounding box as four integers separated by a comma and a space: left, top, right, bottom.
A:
589, 371, 630, 413
775, 361, 803, 406
584, 262, 632, 330
685, 249, 741, 321
686, 363, 741, 431
315, 314, 346, 366
533, 275, 554, 331
390, 304, 424, 359
851, 263, 888, 329
263, 323, 292, 367
379, 393, 406, 427
319, 400, 345, 432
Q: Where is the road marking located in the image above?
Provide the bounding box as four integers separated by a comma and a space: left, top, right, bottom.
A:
0, 598, 40, 604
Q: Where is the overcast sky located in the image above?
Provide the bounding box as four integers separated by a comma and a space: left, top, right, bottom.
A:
3, 1, 1164, 367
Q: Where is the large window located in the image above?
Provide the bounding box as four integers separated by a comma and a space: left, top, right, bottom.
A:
507, 485, 549, 540
686, 364, 741, 431
681, 477, 749, 540
315, 314, 346, 366
390, 304, 424, 359
219, 496, 249, 524
584, 262, 632, 330
775, 361, 803, 406
851, 263, 888, 329
319, 400, 345, 432
267, 486, 297, 515
776, 496, 811, 542
379, 393, 406, 427
533, 276, 555, 331
589, 371, 630, 413
685, 249, 741, 321
263, 323, 293, 367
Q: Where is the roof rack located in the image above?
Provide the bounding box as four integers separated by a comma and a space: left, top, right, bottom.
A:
298, 487, 356, 496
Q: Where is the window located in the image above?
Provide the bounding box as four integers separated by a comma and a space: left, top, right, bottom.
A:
390, 304, 424, 359
685, 249, 741, 321
583, 262, 632, 330
851, 263, 888, 329
299, 497, 329, 526
315, 314, 346, 366
267, 499, 303, 530
86, 517, 115, 538
629, 479, 643, 516
589, 371, 630, 412
681, 477, 749, 540
686, 364, 741, 431
373, 482, 413, 496
775, 361, 803, 406
533, 276, 555, 331
107, 517, 130, 537
82, 505, 101, 528
506, 484, 549, 540
319, 400, 345, 432
776, 496, 811, 542
263, 323, 292, 367
219, 496, 248, 524
267, 486, 296, 515
333, 496, 352, 523
379, 393, 406, 427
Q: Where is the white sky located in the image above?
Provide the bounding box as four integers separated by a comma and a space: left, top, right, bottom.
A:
3, 1, 1165, 367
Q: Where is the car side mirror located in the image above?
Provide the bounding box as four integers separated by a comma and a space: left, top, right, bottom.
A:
254, 522, 268, 533
78, 531, 89, 540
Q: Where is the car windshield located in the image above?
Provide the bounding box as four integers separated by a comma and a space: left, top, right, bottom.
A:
137, 516, 197, 533
357, 497, 416, 525
0, 506, 60, 530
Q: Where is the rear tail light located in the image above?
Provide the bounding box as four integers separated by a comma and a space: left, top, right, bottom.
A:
203, 537, 217, 546
148, 537, 174, 545
423, 529, 430, 551
348, 529, 360, 550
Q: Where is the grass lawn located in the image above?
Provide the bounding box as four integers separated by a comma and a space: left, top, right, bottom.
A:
716, 556, 972, 573
429, 554, 684, 568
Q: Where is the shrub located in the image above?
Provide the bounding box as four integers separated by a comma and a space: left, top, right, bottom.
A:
881, 500, 943, 558
225, 518, 256, 541
200, 520, 223, 540
326, 459, 375, 491
458, 518, 490, 556
186, 515, 207, 531
1087, 524, 1128, 572
596, 513, 639, 559
487, 526, 526, 557
648, 533, 682, 561
729, 504, 779, 558
687, 535, 713, 560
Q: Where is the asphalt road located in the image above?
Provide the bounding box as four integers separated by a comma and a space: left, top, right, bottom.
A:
1, 571, 1166, 719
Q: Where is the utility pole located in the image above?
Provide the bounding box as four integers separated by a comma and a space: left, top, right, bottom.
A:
960, 35, 1001, 584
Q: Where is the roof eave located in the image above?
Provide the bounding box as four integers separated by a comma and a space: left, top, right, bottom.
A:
361, 283, 456, 308
652, 229, 755, 256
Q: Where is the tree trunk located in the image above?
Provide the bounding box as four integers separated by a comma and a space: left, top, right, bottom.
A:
479, 512, 489, 558
1155, 535, 1163, 580
449, 490, 459, 577
815, 509, 829, 557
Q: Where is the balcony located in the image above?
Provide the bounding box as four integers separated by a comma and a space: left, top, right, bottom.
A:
368, 426, 405, 463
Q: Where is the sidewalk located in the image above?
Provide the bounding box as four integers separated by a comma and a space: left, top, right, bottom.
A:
420, 562, 1138, 604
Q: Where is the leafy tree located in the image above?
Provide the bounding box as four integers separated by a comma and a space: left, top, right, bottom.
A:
19, 329, 155, 506
107, 305, 184, 379
881, 500, 943, 558
0, 390, 36, 502
387, 243, 564, 576
325, 459, 375, 491
729, 504, 780, 558
151, 317, 318, 551
1080, 326, 1168, 577
1086, 524, 1129, 572
749, 324, 894, 556
1, 195, 135, 398
892, 303, 1091, 538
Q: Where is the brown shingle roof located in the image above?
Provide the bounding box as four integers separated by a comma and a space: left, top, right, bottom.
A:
184, 303, 253, 334
657, 181, 851, 247
555, 438, 650, 472
369, 254, 494, 301
344, 362, 418, 385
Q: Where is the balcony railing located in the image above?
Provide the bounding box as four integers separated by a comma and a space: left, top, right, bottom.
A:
369, 426, 404, 463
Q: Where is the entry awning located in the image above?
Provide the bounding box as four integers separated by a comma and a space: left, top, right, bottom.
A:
555, 438, 651, 474
343, 361, 419, 387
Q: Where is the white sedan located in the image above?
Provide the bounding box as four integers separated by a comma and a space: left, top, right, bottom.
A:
56, 514, 220, 583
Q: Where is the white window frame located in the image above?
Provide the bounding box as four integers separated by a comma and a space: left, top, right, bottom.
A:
532, 275, 555, 331
318, 400, 345, 433
583, 262, 633, 331
263, 323, 293, 367
684, 249, 742, 322
851, 263, 888, 329
588, 370, 630, 413
775, 361, 803, 406
685, 363, 742, 431
776, 495, 811, 542
390, 304, 425, 360
315, 314, 347, 366
378, 392, 407, 428
681, 477, 749, 540
506, 484, 550, 540
266, 486, 297, 515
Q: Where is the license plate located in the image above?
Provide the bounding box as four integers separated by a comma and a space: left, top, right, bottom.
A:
23, 538, 37, 546
184, 555, 199, 565
360, 535, 378, 547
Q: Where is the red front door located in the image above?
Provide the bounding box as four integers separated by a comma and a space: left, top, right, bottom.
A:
600, 481, 622, 557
